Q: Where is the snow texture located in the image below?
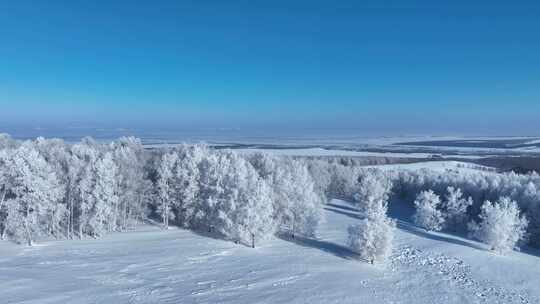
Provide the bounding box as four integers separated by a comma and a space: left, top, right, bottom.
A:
1, 199, 539, 304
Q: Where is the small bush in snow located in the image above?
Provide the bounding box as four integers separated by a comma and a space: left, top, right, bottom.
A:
469, 197, 528, 254
413, 190, 445, 231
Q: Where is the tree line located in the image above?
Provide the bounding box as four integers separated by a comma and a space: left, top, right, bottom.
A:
308, 159, 539, 259
0, 135, 323, 248
1, 134, 539, 264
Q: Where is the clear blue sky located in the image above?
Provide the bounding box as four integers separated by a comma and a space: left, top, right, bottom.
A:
1, 0, 539, 135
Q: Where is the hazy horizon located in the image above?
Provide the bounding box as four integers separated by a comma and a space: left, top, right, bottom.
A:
2, 124, 540, 144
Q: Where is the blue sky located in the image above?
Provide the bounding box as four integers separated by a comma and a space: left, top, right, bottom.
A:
1, 1, 539, 135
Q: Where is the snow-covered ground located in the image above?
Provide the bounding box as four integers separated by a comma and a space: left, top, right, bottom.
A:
235, 147, 438, 159
2, 199, 538, 304
366, 160, 496, 172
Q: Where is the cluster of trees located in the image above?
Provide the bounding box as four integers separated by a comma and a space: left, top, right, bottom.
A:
305, 159, 540, 256
0, 136, 150, 245
3, 133, 540, 262
411, 188, 528, 254
411, 189, 528, 254
0, 135, 324, 248
153, 147, 325, 247
392, 168, 540, 250
412, 187, 473, 232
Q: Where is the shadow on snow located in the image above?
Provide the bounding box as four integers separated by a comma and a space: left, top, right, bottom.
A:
277, 233, 365, 262
394, 219, 486, 251
323, 202, 363, 220
326, 200, 486, 253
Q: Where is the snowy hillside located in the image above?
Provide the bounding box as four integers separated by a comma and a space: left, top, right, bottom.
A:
2, 199, 538, 304
364, 160, 495, 172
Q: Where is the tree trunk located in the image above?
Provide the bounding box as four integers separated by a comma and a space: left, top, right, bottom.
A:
0, 225, 5, 240
25, 206, 32, 246
68, 193, 74, 239
0, 190, 5, 240
291, 219, 295, 239
163, 202, 169, 229
79, 210, 84, 239
70, 201, 74, 239
114, 200, 119, 231
50, 213, 54, 238
123, 199, 128, 230
126, 206, 132, 229
0, 189, 5, 207
251, 233, 255, 248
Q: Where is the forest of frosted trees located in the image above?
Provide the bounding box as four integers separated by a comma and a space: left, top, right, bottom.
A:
1, 134, 540, 263
0, 135, 324, 248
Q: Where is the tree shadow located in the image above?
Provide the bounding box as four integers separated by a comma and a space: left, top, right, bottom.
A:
388, 199, 540, 258
327, 199, 487, 252
277, 233, 365, 262
326, 202, 360, 213
386, 199, 483, 251
183, 226, 241, 245
325, 199, 540, 258
395, 219, 486, 251
323, 206, 363, 220
518, 245, 540, 258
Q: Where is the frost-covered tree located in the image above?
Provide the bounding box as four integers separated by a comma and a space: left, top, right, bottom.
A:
111, 137, 147, 230
306, 159, 333, 198
469, 197, 528, 254
442, 186, 473, 230
413, 190, 445, 231
348, 169, 395, 264
0, 134, 19, 150
285, 160, 324, 238
172, 145, 206, 227
156, 151, 179, 229
327, 164, 360, 201
34, 137, 70, 237
347, 215, 395, 264
0, 149, 10, 240
65, 147, 85, 239
355, 169, 393, 217
87, 152, 119, 236
197, 151, 275, 247
3, 143, 62, 245
249, 154, 324, 238
71, 139, 100, 238
227, 156, 275, 247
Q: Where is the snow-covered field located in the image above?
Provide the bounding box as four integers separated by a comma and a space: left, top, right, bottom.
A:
2, 199, 538, 304
235, 147, 437, 159
365, 160, 496, 172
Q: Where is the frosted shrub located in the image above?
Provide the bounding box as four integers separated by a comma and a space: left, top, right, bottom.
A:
442, 186, 473, 230
355, 169, 393, 217
413, 190, 445, 231
469, 197, 528, 254
347, 215, 395, 264
348, 170, 395, 264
